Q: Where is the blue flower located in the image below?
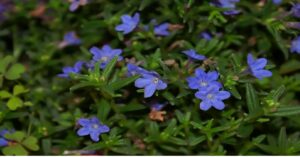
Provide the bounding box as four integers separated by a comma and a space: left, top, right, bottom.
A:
150, 102, 166, 111
90, 45, 123, 69
115, 13, 140, 34
247, 54, 272, 80
58, 61, 84, 78
154, 23, 170, 36
186, 68, 222, 91
69, 0, 88, 12
291, 36, 300, 54
200, 32, 212, 41
195, 85, 231, 111
127, 63, 149, 77
77, 117, 110, 142
182, 49, 206, 61
291, 3, 300, 18
134, 73, 167, 98
59, 31, 81, 48
272, 0, 282, 5
211, 0, 240, 15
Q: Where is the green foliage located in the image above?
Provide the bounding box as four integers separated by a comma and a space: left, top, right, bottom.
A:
0, 0, 300, 155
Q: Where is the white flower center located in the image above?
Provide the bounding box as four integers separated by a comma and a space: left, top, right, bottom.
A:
100, 56, 109, 62
152, 78, 159, 84
92, 124, 99, 129
207, 94, 214, 99
199, 81, 207, 87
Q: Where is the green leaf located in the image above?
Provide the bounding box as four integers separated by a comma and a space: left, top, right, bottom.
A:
268, 106, 300, 116
278, 127, 287, 151
2, 144, 28, 155
5, 63, 25, 80
245, 83, 262, 116
4, 131, 25, 142
0, 90, 12, 99
13, 85, 28, 96
102, 57, 118, 80
70, 82, 97, 92
189, 136, 206, 146
279, 60, 300, 74
22, 136, 40, 151
97, 99, 111, 122
109, 75, 139, 91
7, 96, 23, 110
0, 55, 14, 74
119, 103, 146, 112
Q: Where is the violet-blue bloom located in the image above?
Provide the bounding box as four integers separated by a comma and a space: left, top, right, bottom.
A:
77, 117, 110, 142
291, 36, 300, 54
135, 73, 167, 98
115, 13, 140, 34
200, 32, 212, 41
186, 68, 222, 91
90, 45, 123, 69
291, 3, 300, 18
272, 0, 282, 5
59, 31, 81, 48
211, 0, 240, 15
182, 49, 206, 61
247, 54, 272, 80
154, 23, 170, 36
69, 0, 88, 12
58, 61, 84, 78
195, 85, 231, 111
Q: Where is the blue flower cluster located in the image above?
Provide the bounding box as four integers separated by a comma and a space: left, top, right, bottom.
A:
247, 54, 272, 80
187, 68, 231, 111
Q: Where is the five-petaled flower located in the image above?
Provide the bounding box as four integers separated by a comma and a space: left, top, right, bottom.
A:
58, 61, 84, 78
182, 49, 206, 61
291, 3, 300, 18
134, 73, 167, 98
291, 36, 300, 54
115, 13, 140, 34
77, 117, 110, 142
59, 31, 81, 48
69, 0, 88, 12
186, 68, 222, 91
154, 23, 170, 36
90, 45, 123, 69
211, 0, 240, 15
247, 54, 272, 80
195, 85, 231, 111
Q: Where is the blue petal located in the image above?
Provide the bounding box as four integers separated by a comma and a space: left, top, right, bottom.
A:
99, 125, 110, 133
200, 100, 212, 111
216, 91, 231, 100
0, 138, 8, 147
253, 70, 272, 80
69, 1, 80, 12
135, 78, 151, 88
195, 68, 206, 78
206, 71, 219, 81
144, 83, 157, 98
77, 128, 90, 136
253, 58, 267, 70
212, 100, 225, 110
77, 118, 90, 126
157, 80, 167, 90
90, 132, 100, 142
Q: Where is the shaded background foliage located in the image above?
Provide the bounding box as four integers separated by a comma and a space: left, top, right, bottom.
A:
0, 0, 300, 155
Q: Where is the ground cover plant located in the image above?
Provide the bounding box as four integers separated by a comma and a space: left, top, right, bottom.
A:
1, 0, 300, 155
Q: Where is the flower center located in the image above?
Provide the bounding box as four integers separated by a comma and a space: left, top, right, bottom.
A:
199, 81, 208, 87
152, 78, 159, 84
100, 56, 109, 62
92, 124, 99, 129
207, 94, 214, 99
